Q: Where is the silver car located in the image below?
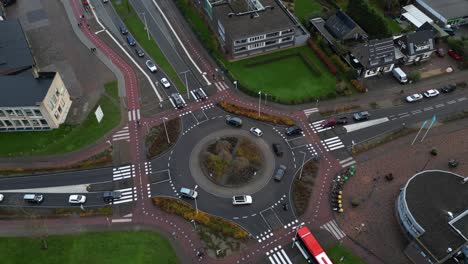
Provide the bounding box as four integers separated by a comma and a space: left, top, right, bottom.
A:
274, 165, 287, 181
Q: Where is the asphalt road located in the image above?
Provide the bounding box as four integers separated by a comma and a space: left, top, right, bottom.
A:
148, 106, 314, 236
90, 0, 203, 102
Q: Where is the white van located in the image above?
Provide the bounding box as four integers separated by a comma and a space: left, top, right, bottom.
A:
392, 67, 408, 84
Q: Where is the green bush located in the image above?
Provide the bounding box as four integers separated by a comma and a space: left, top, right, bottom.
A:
409, 71, 421, 82
347, 0, 392, 38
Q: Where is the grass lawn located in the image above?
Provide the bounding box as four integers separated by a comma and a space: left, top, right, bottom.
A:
112, 0, 186, 93
294, 0, 322, 24
0, 231, 179, 264
228, 46, 336, 103
0, 82, 121, 156
327, 244, 367, 264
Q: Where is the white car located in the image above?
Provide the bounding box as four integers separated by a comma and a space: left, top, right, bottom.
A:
423, 89, 440, 98
232, 195, 252, 205
250, 127, 263, 137
406, 93, 423, 102
68, 195, 86, 204
160, 78, 171, 88
0, 194, 4, 203
145, 60, 157, 73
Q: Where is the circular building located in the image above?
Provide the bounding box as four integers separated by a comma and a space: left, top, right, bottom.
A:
397, 170, 468, 264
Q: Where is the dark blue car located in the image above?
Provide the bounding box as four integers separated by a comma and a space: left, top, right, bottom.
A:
126, 35, 136, 46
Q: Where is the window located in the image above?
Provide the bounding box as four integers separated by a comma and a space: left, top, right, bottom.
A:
31, 120, 40, 126
48, 94, 58, 109
54, 111, 60, 119
13, 120, 22, 126
25, 109, 34, 116
281, 29, 294, 35
0, 110, 5, 117
266, 32, 279, 38
34, 109, 42, 116
248, 35, 265, 43
22, 120, 30, 126
265, 40, 277, 46
248, 42, 265, 50
60, 99, 65, 107
4, 120, 13, 126
235, 39, 248, 45
40, 119, 48, 125
58, 106, 63, 113
6, 110, 14, 116
234, 46, 247, 53
15, 110, 24, 116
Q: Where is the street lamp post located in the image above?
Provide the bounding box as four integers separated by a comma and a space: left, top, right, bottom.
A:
162, 117, 170, 144
180, 70, 190, 99
140, 12, 150, 40
194, 185, 199, 215
258, 91, 261, 117
299, 151, 306, 180
233, 81, 238, 89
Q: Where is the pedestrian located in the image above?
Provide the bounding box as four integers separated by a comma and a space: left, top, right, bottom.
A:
78, 22, 81, 27
87, 24, 90, 29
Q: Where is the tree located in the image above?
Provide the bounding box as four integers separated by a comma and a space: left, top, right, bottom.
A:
347, 0, 392, 38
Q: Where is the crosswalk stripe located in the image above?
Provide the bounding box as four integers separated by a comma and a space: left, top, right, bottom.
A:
339, 157, 353, 164
324, 136, 339, 142
112, 218, 132, 223
280, 250, 292, 264
128, 111, 132, 121
341, 160, 356, 168
219, 82, 229, 90
329, 145, 345, 151
214, 82, 224, 91
303, 108, 319, 116
327, 141, 344, 148
321, 220, 346, 240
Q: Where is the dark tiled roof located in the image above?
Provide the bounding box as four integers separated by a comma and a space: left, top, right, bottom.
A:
0, 19, 34, 73
214, 0, 295, 39
405, 171, 468, 261
397, 30, 435, 56
324, 10, 364, 40
353, 38, 395, 68
0, 70, 53, 107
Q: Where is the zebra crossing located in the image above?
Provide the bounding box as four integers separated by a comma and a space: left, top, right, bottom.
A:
303, 107, 319, 117
339, 157, 356, 168
113, 165, 134, 181
127, 109, 140, 121
256, 229, 274, 243
110, 187, 137, 205
112, 126, 130, 142
201, 103, 214, 111
309, 119, 332, 133
321, 136, 345, 151
320, 219, 346, 240
214, 81, 229, 91
266, 246, 293, 264
146, 183, 152, 198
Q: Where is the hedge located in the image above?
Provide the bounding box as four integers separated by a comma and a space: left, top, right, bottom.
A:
218, 101, 296, 126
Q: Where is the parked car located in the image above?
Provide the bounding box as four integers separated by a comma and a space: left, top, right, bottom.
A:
321, 118, 336, 128
145, 60, 157, 73
170, 93, 184, 109
226, 116, 242, 127
23, 194, 44, 204
337, 117, 348, 125
160, 78, 171, 88
126, 35, 136, 46
272, 143, 283, 157
119, 25, 128, 35
180, 187, 198, 199
232, 195, 252, 205
135, 48, 145, 57
285, 125, 302, 136
68, 195, 86, 204
406, 93, 423, 102
103, 191, 122, 202
423, 89, 440, 98
193, 88, 207, 100
441, 84, 456, 93
392, 67, 408, 84
250, 127, 263, 137
436, 48, 445, 57
0, 194, 4, 203
448, 49, 462, 60
353, 111, 369, 121
274, 165, 287, 181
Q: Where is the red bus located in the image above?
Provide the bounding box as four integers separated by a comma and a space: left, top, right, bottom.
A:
294, 226, 333, 264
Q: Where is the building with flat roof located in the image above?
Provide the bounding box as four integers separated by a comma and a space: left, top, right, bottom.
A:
0, 19, 72, 131
415, 0, 468, 26
397, 170, 468, 263
198, 0, 309, 60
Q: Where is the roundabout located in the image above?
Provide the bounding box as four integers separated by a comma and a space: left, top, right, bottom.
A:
148, 106, 317, 236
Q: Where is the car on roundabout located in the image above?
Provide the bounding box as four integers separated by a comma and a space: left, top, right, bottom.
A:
285, 125, 302, 136
250, 127, 263, 137
423, 89, 439, 98
226, 115, 242, 127
180, 187, 198, 199
232, 195, 252, 205
272, 143, 283, 157
274, 165, 287, 181
405, 93, 423, 103
68, 195, 86, 204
